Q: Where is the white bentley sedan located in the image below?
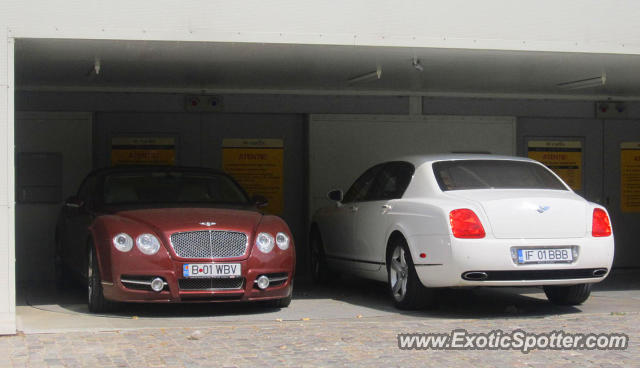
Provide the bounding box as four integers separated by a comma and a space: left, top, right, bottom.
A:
310, 155, 614, 309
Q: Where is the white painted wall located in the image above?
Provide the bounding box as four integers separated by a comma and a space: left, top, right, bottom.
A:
0, 32, 16, 334
3, 1, 640, 54
308, 115, 516, 216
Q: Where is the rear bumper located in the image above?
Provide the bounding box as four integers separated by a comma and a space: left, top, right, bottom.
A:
408, 234, 614, 287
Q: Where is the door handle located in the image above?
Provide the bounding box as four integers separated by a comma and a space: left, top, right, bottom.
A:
350, 205, 359, 212
381, 204, 392, 211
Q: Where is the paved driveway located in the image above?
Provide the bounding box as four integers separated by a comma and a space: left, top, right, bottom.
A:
4, 269, 640, 367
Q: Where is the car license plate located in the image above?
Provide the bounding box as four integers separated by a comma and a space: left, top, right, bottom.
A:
183, 263, 241, 278
517, 248, 573, 264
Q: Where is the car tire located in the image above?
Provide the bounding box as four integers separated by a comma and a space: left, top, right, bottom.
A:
387, 237, 434, 310
265, 281, 293, 308
543, 283, 592, 306
87, 244, 114, 313
310, 229, 330, 284
274, 290, 293, 308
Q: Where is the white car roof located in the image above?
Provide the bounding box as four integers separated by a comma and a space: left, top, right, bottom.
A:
395, 154, 538, 168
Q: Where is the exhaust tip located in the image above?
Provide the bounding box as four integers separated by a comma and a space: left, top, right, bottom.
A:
592, 268, 608, 277
462, 271, 489, 281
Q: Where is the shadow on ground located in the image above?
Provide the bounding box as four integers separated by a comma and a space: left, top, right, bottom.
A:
16, 268, 639, 322
19, 278, 584, 320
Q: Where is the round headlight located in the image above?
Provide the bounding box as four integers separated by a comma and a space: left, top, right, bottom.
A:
113, 233, 133, 252
275, 232, 290, 250
256, 232, 275, 253
136, 233, 161, 255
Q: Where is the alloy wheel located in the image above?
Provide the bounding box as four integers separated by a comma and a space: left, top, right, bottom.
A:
389, 245, 409, 301
88, 248, 94, 304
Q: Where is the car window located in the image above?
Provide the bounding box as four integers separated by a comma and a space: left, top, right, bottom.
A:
77, 175, 95, 199
102, 171, 250, 205
77, 175, 98, 207
342, 164, 384, 203
432, 160, 568, 191
367, 162, 415, 201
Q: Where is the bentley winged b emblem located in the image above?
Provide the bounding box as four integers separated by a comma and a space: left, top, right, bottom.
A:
199, 221, 217, 227
536, 205, 551, 214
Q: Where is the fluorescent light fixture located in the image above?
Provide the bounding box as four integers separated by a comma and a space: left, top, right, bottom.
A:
412, 57, 424, 72
557, 73, 606, 90
348, 66, 382, 84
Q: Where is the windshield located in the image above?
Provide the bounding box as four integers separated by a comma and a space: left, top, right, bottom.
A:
103, 171, 250, 205
432, 160, 568, 191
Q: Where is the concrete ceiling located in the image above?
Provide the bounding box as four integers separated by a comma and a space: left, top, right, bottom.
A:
14, 38, 640, 99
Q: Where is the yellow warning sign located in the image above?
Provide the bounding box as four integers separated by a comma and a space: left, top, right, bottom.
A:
527, 140, 582, 191
222, 139, 284, 215
621, 142, 640, 212
111, 137, 176, 166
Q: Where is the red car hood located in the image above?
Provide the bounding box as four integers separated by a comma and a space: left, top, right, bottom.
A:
113, 207, 263, 234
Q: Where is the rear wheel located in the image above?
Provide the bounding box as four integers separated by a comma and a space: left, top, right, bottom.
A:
543, 283, 592, 305
387, 237, 433, 310
87, 244, 113, 313
310, 230, 330, 283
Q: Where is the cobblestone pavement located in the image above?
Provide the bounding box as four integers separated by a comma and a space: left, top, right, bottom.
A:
2, 311, 638, 367
3, 272, 640, 367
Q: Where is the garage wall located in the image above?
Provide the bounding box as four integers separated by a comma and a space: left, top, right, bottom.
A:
15, 113, 92, 286
93, 113, 202, 168
308, 114, 516, 215
16, 92, 640, 280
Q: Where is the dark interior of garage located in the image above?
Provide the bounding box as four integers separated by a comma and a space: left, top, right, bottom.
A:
12, 38, 640, 299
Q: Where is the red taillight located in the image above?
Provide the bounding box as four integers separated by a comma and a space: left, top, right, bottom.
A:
450, 209, 486, 238
592, 208, 612, 237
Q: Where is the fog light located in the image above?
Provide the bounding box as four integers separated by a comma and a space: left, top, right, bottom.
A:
256, 275, 270, 290
150, 277, 165, 292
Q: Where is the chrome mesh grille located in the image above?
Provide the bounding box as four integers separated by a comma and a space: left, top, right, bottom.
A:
170, 230, 248, 259
179, 278, 244, 290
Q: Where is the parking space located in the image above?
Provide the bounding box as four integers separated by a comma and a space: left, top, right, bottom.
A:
5, 270, 639, 366
15, 269, 640, 333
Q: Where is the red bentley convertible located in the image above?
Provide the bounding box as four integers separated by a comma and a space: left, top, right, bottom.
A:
55, 166, 295, 312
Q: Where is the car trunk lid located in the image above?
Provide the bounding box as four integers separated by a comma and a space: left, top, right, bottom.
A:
446, 190, 588, 239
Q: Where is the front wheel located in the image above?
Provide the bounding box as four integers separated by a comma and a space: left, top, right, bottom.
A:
387, 237, 434, 310
309, 230, 330, 284
543, 284, 592, 305
88, 245, 113, 313
265, 281, 293, 308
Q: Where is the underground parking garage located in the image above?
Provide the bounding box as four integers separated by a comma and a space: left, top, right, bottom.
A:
3, 1, 640, 335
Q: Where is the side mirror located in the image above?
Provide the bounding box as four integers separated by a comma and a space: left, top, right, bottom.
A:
327, 189, 343, 202
64, 196, 84, 209
252, 194, 269, 208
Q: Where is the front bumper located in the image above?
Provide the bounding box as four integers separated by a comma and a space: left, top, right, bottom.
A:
407, 234, 614, 287
101, 246, 294, 303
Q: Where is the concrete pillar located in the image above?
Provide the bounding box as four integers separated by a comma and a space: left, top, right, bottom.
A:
0, 30, 16, 335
